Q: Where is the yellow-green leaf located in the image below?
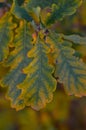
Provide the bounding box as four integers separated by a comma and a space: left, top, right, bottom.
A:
62, 34, 86, 45
11, 0, 33, 21
18, 38, 56, 110
0, 13, 16, 62
47, 32, 86, 97
0, 20, 33, 110
46, 0, 82, 25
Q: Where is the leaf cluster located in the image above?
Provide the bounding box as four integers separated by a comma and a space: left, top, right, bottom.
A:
0, 0, 86, 111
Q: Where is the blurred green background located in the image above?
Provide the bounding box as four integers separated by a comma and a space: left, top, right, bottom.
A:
0, 0, 86, 130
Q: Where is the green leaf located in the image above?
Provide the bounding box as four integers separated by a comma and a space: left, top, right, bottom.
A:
0, 13, 16, 62
62, 34, 86, 45
26, 0, 59, 9
11, 0, 33, 21
0, 21, 33, 110
46, 0, 82, 25
47, 32, 86, 97
17, 38, 56, 110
